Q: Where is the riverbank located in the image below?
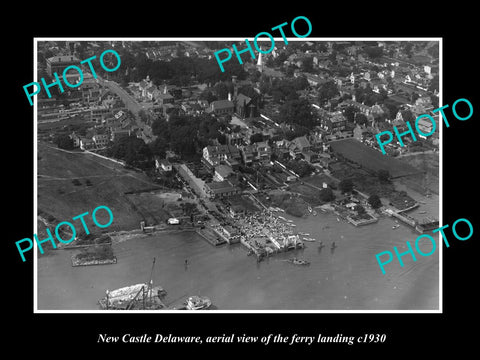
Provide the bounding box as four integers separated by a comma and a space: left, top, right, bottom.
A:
37, 208, 439, 310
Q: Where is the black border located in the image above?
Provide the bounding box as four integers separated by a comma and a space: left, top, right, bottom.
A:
7, 4, 478, 355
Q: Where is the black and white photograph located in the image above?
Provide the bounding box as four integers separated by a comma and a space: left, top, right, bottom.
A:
7, 5, 478, 356
33, 38, 441, 312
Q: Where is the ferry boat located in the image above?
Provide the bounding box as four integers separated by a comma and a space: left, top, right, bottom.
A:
185, 295, 211, 310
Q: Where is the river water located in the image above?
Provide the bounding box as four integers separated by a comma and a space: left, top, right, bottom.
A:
37, 192, 439, 311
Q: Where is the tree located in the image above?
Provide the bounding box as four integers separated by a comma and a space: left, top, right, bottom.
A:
279, 99, 315, 129
344, 106, 357, 123
317, 80, 339, 103
377, 169, 390, 182
339, 179, 354, 193
319, 188, 335, 202
250, 133, 264, 144
199, 89, 217, 104
213, 82, 230, 100
368, 194, 382, 209
355, 113, 368, 126
108, 135, 153, 169
292, 75, 310, 91
54, 134, 74, 150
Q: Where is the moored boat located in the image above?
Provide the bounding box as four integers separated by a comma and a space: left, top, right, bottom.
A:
287, 257, 310, 266
185, 295, 211, 310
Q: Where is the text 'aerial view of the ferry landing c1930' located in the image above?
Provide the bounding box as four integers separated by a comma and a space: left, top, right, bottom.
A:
35, 38, 440, 311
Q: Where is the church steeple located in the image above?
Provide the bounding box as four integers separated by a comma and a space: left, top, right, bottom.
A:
256, 52, 264, 72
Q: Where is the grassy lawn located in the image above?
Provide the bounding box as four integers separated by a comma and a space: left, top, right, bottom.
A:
330, 138, 423, 178
37, 142, 169, 233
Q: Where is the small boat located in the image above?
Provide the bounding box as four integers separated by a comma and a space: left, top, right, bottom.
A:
278, 216, 287, 221
312, 211, 317, 216
336, 217, 340, 222
299, 232, 310, 236
392, 224, 400, 229
185, 295, 211, 310
302, 237, 316, 242
308, 206, 312, 213
287, 258, 310, 266
287, 223, 296, 227
418, 210, 427, 214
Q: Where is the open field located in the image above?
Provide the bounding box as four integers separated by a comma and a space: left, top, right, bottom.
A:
37, 142, 173, 233
330, 139, 424, 178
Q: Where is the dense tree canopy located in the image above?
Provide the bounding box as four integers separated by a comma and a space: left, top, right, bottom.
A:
150, 114, 226, 159
317, 80, 339, 103
107, 135, 153, 169
368, 194, 382, 209
103, 51, 247, 87
278, 99, 316, 129
54, 134, 74, 150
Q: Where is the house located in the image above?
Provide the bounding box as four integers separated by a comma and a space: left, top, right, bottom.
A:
327, 112, 347, 132
289, 136, 311, 158
202, 145, 241, 167
92, 133, 109, 148
255, 141, 272, 162
353, 124, 371, 142
156, 92, 175, 106
302, 150, 319, 163
416, 117, 436, 139
155, 157, 172, 172
80, 138, 96, 150
240, 144, 256, 165
70, 132, 81, 148
225, 131, 245, 146
317, 153, 334, 169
